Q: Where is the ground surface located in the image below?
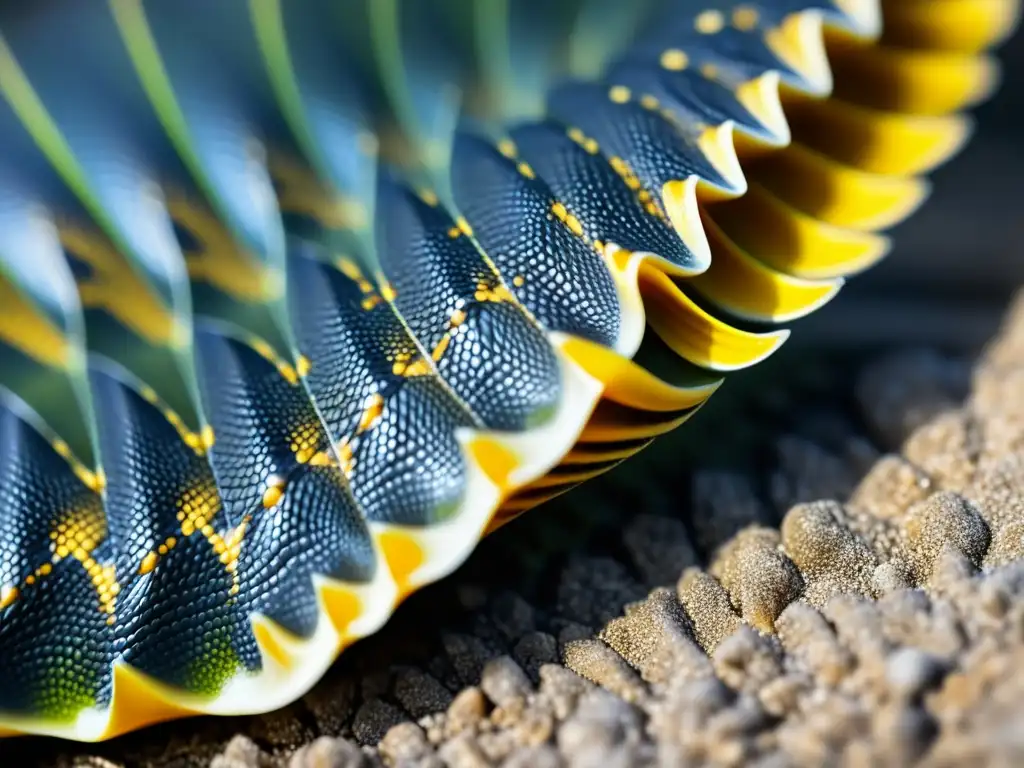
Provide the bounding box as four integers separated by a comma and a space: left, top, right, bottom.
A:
10, 287, 1024, 767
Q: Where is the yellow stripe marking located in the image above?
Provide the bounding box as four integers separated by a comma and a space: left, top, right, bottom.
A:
319, 582, 362, 638
690, 216, 843, 323
827, 39, 998, 115
467, 437, 519, 491
784, 96, 971, 176
103, 663, 193, 740
708, 183, 889, 280
638, 263, 788, 372
882, 0, 1021, 54
560, 336, 721, 412
378, 531, 425, 599
748, 143, 929, 232
251, 616, 295, 669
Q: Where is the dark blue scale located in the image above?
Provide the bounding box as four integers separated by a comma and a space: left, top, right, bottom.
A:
0, 395, 113, 717
235, 466, 376, 638
449, 131, 623, 348
375, 177, 562, 431
635, 26, 797, 84
633, 3, 824, 92
544, 81, 738, 200
193, 326, 330, 523
0, 397, 82, 589
605, 57, 779, 144
192, 327, 376, 637
344, 372, 478, 525
287, 246, 473, 526
89, 367, 260, 690
509, 121, 706, 272
750, 0, 858, 29
0, 558, 115, 719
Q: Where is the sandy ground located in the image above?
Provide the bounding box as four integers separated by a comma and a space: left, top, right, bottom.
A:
8, 286, 1023, 767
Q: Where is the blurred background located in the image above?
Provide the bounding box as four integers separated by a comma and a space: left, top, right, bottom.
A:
796, 25, 1024, 351
878, 27, 1024, 295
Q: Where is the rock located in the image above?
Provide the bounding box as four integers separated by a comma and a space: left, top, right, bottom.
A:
446, 687, 489, 736
211, 735, 264, 768
480, 656, 533, 708
351, 699, 407, 746
379, 722, 431, 764
288, 737, 367, 768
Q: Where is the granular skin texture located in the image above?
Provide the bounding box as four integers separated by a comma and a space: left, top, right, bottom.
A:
15, 292, 1024, 767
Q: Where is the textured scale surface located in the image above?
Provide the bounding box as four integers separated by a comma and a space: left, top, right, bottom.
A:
0, 0, 1016, 742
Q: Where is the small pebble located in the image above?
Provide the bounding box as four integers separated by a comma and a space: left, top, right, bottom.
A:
480, 656, 533, 708
288, 737, 367, 768
446, 687, 488, 736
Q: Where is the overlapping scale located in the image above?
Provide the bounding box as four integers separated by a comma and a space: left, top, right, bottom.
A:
0, 0, 1015, 741
192, 326, 377, 635
375, 174, 564, 431
449, 132, 624, 348
0, 392, 113, 721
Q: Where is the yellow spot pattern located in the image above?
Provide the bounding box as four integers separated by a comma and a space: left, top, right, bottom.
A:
138, 535, 178, 575
732, 6, 760, 31
661, 48, 690, 71
608, 85, 631, 103
0, 445, 117, 618
49, 502, 120, 623
335, 441, 356, 477
517, 161, 536, 180
497, 138, 517, 158
334, 256, 389, 311
53, 438, 107, 493
550, 201, 586, 239
262, 478, 285, 510
567, 126, 601, 155
248, 335, 304, 387
640, 94, 661, 111
356, 393, 385, 434
59, 224, 185, 348
492, 138, 537, 181
473, 280, 515, 305
608, 156, 667, 221
695, 9, 725, 34
173, 480, 249, 596
139, 385, 209, 457
270, 155, 367, 231
0, 584, 18, 610
167, 196, 281, 303
390, 349, 432, 378
446, 218, 473, 239
288, 419, 323, 465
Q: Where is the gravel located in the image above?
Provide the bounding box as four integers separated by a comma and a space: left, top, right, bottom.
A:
17, 291, 1024, 768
